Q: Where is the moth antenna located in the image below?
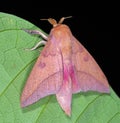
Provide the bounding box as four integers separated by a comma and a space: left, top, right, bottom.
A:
40, 18, 57, 27
58, 16, 72, 24
41, 16, 72, 27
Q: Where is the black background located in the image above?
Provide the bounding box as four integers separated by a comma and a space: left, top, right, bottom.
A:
0, 5, 119, 97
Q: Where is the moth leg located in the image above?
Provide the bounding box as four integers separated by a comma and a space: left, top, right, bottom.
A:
23, 29, 48, 40
25, 40, 46, 51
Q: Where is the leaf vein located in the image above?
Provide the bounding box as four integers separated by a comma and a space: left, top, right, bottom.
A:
107, 112, 120, 123
75, 94, 102, 123
0, 57, 37, 97
35, 96, 53, 123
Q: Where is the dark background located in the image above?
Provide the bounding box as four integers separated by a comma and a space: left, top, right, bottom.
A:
0, 6, 119, 97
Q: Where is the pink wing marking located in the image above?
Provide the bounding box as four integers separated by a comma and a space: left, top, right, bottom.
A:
56, 64, 72, 116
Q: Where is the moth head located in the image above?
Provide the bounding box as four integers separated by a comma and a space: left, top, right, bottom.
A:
41, 16, 72, 27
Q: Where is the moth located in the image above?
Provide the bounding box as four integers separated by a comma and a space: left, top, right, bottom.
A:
21, 17, 110, 116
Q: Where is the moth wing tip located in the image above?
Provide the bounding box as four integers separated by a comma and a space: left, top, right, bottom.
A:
20, 101, 26, 108
104, 87, 110, 94
64, 108, 71, 117
20, 98, 28, 108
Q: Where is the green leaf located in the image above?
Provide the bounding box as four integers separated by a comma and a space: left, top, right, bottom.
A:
0, 12, 120, 123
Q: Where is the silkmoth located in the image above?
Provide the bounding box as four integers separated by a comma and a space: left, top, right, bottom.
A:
21, 17, 110, 116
